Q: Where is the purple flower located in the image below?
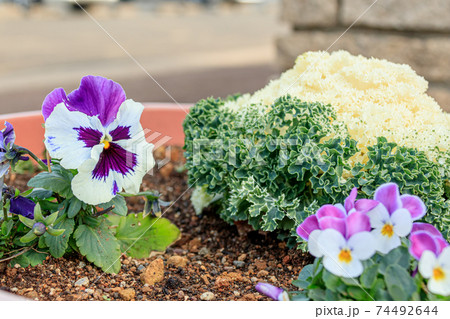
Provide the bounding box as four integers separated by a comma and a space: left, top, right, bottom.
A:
42, 76, 155, 205
366, 183, 418, 254
409, 223, 449, 260
255, 283, 289, 301
297, 188, 376, 241
9, 196, 36, 219
1, 122, 16, 180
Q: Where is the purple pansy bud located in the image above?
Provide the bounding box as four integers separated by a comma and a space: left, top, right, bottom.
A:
32, 222, 47, 236
9, 196, 36, 219
255, 282, 286, 301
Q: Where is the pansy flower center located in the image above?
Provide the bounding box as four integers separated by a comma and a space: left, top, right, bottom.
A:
432, 267, 445, 281
338, 248, 352, 264
381, 223, 394, 237
101, 134, 113, 150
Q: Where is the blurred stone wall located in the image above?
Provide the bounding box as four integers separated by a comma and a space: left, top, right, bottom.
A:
277, 0, 450, 111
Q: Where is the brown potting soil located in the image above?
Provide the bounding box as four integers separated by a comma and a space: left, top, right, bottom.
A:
0, 147, 311, 301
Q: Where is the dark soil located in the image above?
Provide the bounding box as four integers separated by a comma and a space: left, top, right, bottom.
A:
0, 146, 311, 301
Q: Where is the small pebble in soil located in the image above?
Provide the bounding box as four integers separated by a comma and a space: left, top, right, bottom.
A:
198, 247, 210, 256
233, 261, 245, 268
167, 256, 188, 268
137, 265, 145, 272
141, 259, 165, 286
74, 277, 89, 287
200, 292, 215, 301
119, 288, 136, 301
77, 261, 86, 268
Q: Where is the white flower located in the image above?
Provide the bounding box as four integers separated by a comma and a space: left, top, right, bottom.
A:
367, 205, 412, 254
419, 247, 450, 296
316, 229, 375, 278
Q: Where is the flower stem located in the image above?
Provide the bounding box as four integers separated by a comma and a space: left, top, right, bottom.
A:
16, 147, 48, 171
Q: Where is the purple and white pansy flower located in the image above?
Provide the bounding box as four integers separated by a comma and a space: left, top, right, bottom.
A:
255, 283, 290, 301
43, 75, 155, 205
366, 183, 422, 254
419, 246, 450, 296
409, 223, 449, 261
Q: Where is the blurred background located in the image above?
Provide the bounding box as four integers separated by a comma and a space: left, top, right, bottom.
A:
0, 0, 449, 114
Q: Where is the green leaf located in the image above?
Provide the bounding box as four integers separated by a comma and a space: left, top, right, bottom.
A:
292, 263, 314, 289
112, 212, 180, 259
385, 264, 417, 301
360, 263, 379, 289
20, 230, 37, 243
347, 286, 372, 301
378, 247, 410, 275
322, 269, 341, 292
26, 188, 54, 200
1, 219, 14, 236
308, 288, 326, 301
98, 195, 127, 216
44, 218, 75, 258
290, 291, 309, 301
25, 249, 48, 266
28, 165, 74, 198
74, 224, 121, 273
33, 204, 44, 223
46, 227, 65, 237
44, 211, 59, 226
66, 197, 83, 218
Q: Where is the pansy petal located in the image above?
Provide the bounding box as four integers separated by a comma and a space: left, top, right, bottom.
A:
1, 122, 15, 147
391, 208, 413, 237
67, 76, 126, 127
374, 183, 402, 214
318, 216, 346, 237
255, 283, 284, 301
372, 229, 401, 254
346, 212, 371, 238
318, 229, 346, 257
308, 230, 323, 257
409, 231, 439, 260
400, 194, 426, 220
354, 199, 379, 214
436, 238, 449, 255
428, 276, 450, 296
107, 100, 145, 140
44, 104, 105, 169
411, 223, 443, 237
334, 203, 346, 215
316, 204, 346, 220
366, 204, 390, 229
344, 187, 358, 212
296, 215, 319, 241
9, 196, 35, 219
419, 250, 437, 279
339, 259, 364, 278
348, 231, 376, 260
438, 246, 450, 267
71, 145, 120, 205
42, 88, 67, 120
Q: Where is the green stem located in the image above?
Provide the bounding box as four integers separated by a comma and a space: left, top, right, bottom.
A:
16, 146, 48, 171
2, 199, 7, 222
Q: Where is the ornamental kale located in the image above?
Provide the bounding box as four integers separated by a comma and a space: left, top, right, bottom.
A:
0, 76, 179, 273
183, 96, 449, 244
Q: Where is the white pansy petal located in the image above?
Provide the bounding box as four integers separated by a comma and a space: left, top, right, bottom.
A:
44, 104, 104, 169
340, 259, 364, 278
323, 256, 345, 277
438, 247, 450, 268
428, 276, 450, 296
372, 229, 401, 254
348, 232, 376, 260
419, 250, 437, 279
71, 161, 117, 205
391, 208, 413, 237
318, 229, 346, 257
366, 204, 390, 229
107, 99, 145, 138
308, 230, 323, 257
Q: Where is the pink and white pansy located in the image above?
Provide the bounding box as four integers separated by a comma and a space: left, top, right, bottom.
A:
419, 247, 450, 296
42, 75, 155, 205
366, 183, 424, 254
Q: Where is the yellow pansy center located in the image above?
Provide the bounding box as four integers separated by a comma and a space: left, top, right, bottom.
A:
102, 140, 111, 149
101, 134, 112, 150
433, 267, 445, 281
338, 248, 352, 264
381, 223, 394, 237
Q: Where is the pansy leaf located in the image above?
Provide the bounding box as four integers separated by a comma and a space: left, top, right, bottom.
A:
360, 264, 379, 289
98, 195, 127, 217
112, 212, 180, 259
385, 264, 417, 301
378, 246, 410, 275
10, 249, 47, 268
322, 269, 341, 292
20, 230, 37, 243
289, 291, 309, 301
74, 224, 121, 273
44, 211, 59, 226
28, 165, 74, 199
44, 218, 75, 258
33, 204, 44, 223
292, 263, 314, 289
26, 188, 54, 200
66, 197, 83, 219
347, 286, 372, 301
1, 219, 14, 236
18, 215, 35, 228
